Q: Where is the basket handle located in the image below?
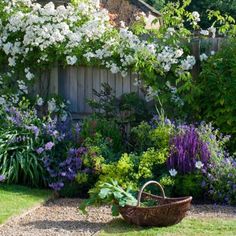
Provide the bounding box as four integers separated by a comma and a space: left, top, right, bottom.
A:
137, 181, 166, 207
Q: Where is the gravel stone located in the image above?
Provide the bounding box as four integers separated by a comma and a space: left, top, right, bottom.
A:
0, 198, 235, 236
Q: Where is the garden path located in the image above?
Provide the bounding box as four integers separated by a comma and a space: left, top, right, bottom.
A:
0, 198, 236, 236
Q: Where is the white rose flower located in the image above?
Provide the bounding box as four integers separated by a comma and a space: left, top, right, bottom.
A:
26, 71, 34, 80
200, 29, 209, 36
66, 56, 77, 65
192, 11, 200, 23
200, 53, 208, 62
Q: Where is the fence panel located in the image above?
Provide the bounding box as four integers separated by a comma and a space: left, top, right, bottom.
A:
35, 37, 225, 116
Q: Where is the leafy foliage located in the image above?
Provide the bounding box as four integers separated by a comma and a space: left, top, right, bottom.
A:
204, 156, 236, 205
194, 39, 236, 150
88, 83, 152, 127
80, 179, 137, 216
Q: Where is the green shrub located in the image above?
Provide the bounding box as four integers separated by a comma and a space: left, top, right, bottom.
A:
130, 119, 174, 153
94, 147, 169, 192
173, 173, 203, 199
88, 83, 152, 127
81, 115, 123, 153
195, 39, 236, 150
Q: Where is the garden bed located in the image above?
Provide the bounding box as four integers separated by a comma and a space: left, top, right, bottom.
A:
0, 198, 235, 236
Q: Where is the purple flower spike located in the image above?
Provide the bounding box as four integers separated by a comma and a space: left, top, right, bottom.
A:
167, 125, 210, 174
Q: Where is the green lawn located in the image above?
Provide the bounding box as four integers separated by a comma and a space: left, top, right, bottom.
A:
0, 184, 52, 224
100, 217, 236, 236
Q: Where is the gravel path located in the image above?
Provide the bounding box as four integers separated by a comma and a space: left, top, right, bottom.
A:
0, 198, 236, 236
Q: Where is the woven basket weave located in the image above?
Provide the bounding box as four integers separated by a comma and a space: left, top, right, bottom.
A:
119, 181, 192, 227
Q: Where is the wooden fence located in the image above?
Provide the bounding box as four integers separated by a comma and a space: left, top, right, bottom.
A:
32, 37, 225, 116
34, 66, 143, 117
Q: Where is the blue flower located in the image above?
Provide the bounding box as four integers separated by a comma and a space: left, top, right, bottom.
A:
45, 142, 55, 151
36, 147, 44, 154
49, 182, 64, 191
0, 175, 5, 182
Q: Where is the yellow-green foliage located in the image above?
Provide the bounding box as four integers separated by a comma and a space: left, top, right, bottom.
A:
95, 148, 169, 191
149, 125, 174, 150
130, 121, 174, 153
76, 172, 89, 184
138, 148, 168, 179
100, 153, 138, 189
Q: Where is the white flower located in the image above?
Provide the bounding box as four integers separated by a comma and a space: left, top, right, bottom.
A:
66, 56, 77, 65
192, 11, 200, 24
145, 86, 158, 102
169, 169, 178, 177
195, 161, 204, 169
25, 71, 34, 80
181, 55, 196, 70
17, 80, 28, 94
0, 97, 6, 105
200, 29, 209, 36
37, 96, 44, 106
175, 49, 184, 58
133, 78, 141, 87
200, 53, 208, 62
208, 26, 216, 38
60, 111, 68, 122
120, 21, 126, 28
48, 98, 57, 113
211, 51, 215, 56
8, 57, 16, 67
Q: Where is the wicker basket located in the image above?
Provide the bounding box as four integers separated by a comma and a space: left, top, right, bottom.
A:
119, 181, 192, 227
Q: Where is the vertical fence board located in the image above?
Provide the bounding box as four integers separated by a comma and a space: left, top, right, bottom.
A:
58, 67, 67, 99
100, 69, 108, 86
69, 66, 78, 112
84, 67, 93, 113
49, 64, 58, 95
123, 72, 131, 94
116, 73, 123, 97
77, 66, 85, 113
92, 67, 101, 97
107, 71, 116, 93
131, 72, 139, 94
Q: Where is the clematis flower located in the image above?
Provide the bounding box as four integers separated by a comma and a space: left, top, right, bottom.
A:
195, 161, 204, 169
169, 169, 178, 177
